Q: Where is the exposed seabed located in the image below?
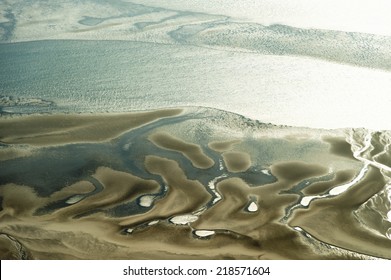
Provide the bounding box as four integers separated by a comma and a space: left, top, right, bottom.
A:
1, 107, 390, 259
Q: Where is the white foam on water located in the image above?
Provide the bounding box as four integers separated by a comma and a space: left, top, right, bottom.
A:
169, 215, 199, 225
194, 230, 215, 237
247, 201, 258, 212
139, 195, 155, 207
300, 196, 317, 207
329, 164, 369, 195
386, 228, 391, 240
65, 195, 85, 204
207, 174, 227, 204
148, 220, 159, 226
219, 159, 224, 171
261, 169, 271, 176
293, 226, 303, 232
300, 162, 381, 210
387, 211, 391, 222
123, 143, 132, 151
192, 207, 207, 216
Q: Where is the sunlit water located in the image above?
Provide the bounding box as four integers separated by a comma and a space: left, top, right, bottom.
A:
1, 0, 391, 129
1, 0, 391, 259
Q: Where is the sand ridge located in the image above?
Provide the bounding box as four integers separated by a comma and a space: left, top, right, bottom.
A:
0, 108, 182, 146
148, 131, 214, 169
0, 109, 390, 259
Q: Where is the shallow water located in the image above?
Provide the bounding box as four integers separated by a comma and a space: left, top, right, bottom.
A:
1, 0, 391, 260
1, 0, 391, 129
0, 108, 390, 259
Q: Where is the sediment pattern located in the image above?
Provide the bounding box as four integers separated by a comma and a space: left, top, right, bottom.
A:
1, 0, 390, 71
1, 1, 391, 131
0, 107, 390, 259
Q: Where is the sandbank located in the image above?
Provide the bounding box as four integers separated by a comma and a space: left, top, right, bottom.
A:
208, 139, 241, 152
222, 151, 251, 172
148, 131, 214, 169
0, 108, 182, 146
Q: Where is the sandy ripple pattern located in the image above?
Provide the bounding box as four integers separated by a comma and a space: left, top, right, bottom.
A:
0, 107, 391, 259
1, 1, 390, 71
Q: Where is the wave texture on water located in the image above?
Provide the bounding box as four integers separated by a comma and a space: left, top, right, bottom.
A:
1, 0, 391, 260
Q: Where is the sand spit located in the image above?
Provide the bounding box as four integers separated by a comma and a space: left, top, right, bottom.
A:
0, 146, 33, 161
222, 151, 251, 172
143, 155, 212, 213
0, 108, 390, 259
2, 0, 391, 73
208, 140, 241, 152
148, 131, 214, 169
0, 108, 182, 146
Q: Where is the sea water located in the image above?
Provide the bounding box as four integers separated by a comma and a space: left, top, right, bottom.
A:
1, 0, 391, 260
1, 0, 391, 129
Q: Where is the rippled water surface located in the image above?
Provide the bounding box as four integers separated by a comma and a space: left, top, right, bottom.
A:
1, 1, 391, 129
1, 0, 391, 259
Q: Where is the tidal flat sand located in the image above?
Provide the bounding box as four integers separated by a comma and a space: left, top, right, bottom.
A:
0, 108, 183, 146
0, 107, 390, 259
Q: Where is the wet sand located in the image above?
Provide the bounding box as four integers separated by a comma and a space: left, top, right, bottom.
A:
208, 140, 241, 152
0, 108, 390, 259
0, 108, 182, 146
148, 131, 214, 169
289, 166, 391, 259
222, 151, 252, 172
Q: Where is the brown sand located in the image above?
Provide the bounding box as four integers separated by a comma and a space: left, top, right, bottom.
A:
369, 131, 391, 167
0, 108, 182, 146
208, 139, 241, 152
50, 167, 161, 221
190, 175, 338, 259
289, 166, 391, 258
141, 155, 212, 216
0, 110, 388, 259
0, 233, 31, 260
148, 131, 214, 169
271, 161, 329, 182
222, 151, 251, 172
193, 160, 330, 239
0, 156, 375, 259
0, 146, 33, 161
323, 136, 356, 160
303, 169, 356, 195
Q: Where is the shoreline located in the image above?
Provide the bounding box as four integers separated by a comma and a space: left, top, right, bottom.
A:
0, 105, 390, 259
0, 108, 183, 146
